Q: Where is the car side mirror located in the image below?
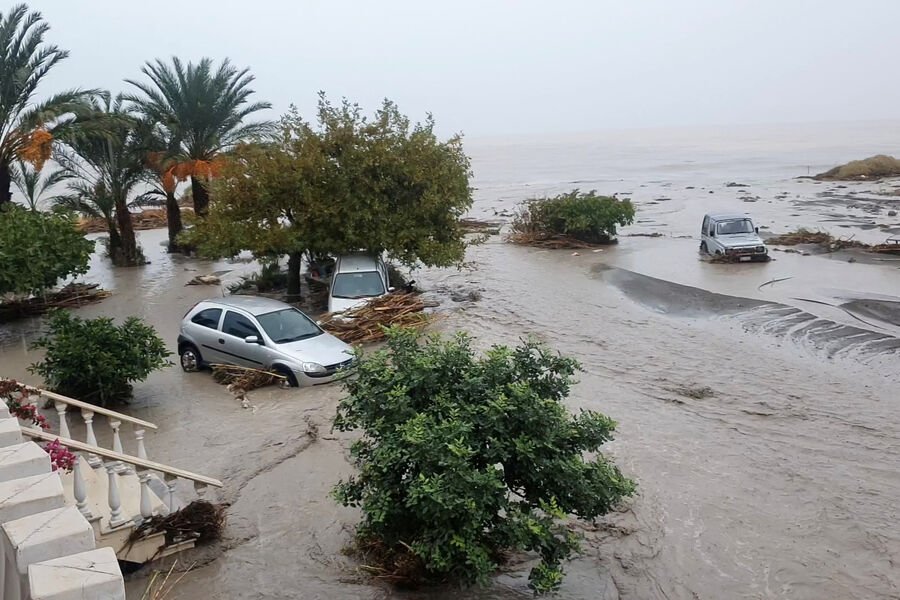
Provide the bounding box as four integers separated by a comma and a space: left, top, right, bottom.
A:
755, 227, 759, 233
244, 335, 260, 344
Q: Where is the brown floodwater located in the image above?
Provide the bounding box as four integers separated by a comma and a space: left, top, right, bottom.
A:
3, 126, 900, 598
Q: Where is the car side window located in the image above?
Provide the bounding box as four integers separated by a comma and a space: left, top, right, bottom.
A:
701, 217, 709, 235
191, 308, 222, 330
222, 311, 260, 339
708, 221, 716, 236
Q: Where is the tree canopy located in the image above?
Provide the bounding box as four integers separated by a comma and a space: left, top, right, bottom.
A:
189, 95, 472, 288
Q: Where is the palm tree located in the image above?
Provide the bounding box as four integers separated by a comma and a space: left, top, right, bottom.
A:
131, 120, 186, 252
0, 4, 96, 208
54, 93, 145, 267
9, 160, 68, 211
125, 57, 273, 218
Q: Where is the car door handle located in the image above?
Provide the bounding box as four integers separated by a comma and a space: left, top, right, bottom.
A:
218, 339, 225, 344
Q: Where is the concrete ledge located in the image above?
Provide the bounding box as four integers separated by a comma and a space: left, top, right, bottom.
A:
28, 547, 124, 600
0, 418, 23, 448
0, 442, 50, 482
0, 472, 65, 523
0, 405, 10, 419
3, 506, 95, 576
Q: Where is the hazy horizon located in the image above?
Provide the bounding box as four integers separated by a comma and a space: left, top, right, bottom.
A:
26, 0, 900, 137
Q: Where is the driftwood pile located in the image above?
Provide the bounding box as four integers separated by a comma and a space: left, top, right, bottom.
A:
128, 500, 226, 550
506, 232, 611, 249
79, 209, 171, 234
0, 283, 110, 321
319, 292, 436, 344
210, 364, 285, 393
767, 228, 900, 255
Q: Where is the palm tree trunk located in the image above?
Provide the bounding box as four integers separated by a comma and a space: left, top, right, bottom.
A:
286, 251, 303, 302
113, 200, 141, 266
0, 161, 11, 208
106, 216, 123, 261
191, 176, 210, 216
165, 190, 183, 253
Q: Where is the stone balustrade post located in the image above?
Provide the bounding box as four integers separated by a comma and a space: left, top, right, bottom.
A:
81, 409, 101, 468
52, 400, 70, 439
109, 420, 126, 474
72, 455, 91, 520
105, 463, 127, 528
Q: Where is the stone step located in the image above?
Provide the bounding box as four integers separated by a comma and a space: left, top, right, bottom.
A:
0, 441, 50, 481
0, 472, 65, 523
1, 506, 95, 599
27, 546, 124, 600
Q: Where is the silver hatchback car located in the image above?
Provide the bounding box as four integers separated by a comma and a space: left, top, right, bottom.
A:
177, 296, 354, 387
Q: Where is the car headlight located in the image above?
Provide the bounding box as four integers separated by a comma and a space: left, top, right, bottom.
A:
300, 362, 327, 374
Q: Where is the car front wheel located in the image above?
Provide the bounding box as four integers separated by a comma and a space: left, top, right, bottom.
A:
179, 344, 202, 372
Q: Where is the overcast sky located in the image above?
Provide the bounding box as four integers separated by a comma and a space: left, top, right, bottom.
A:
31, 0, 900, 137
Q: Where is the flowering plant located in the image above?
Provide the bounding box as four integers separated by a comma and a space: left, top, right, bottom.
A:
0, 379, 49, 429
44, 439, 77, 473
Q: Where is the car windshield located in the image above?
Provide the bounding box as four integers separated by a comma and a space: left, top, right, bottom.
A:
716, 219, 754, 235
331, 272, 385, 299
256, 308, 322, 344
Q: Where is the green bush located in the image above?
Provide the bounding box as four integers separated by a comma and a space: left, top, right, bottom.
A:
816, 154, 900, 180
0, 206, 94, 296
510, 189, 635, 245
29, 310, 171, 406
333, 328, 634, 594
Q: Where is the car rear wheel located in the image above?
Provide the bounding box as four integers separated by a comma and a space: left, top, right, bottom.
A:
699, 242, 707, 253
273, 365, 299, 388
179, 344, 202, 372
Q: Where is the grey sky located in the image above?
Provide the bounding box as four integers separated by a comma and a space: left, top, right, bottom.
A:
34, 0, 900, 137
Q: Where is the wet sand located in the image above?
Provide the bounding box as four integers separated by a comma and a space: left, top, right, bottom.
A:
2, 131, 900, 597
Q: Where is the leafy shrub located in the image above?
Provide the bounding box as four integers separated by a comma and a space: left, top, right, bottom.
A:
0, 206, 94, 296
510, 189, 635, 245
29, 310, 171, 406
333, 328, 634, 593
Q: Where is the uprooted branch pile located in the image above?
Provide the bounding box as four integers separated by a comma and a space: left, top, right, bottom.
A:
319, 292, 436, 344
211, 364, 285, 393
0, 283, 110, 322
128, 500, 226, 550
767, 228, 900, 256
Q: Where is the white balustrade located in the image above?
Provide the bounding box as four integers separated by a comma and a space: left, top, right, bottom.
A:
81, 409, 101, 468
72, 456, 91, 519
165, 474, 178, 513
109, 420, 127, 474
54, 400, 71, 439
138, 471, 154, 524
135, 429, 148, 461
105, 462, 127, 528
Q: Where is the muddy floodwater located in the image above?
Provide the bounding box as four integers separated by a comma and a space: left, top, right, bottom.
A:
2, 122, 900, 599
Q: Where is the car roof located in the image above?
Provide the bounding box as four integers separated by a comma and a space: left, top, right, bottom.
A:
199, 295, 295, 316
335, 253, 381, 274
706, 213, 752, 221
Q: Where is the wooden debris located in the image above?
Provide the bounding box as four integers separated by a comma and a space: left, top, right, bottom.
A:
210, 364, 285, 394
186, 274, 221, 286
128, 500, 226, 548
319, 292, 436, 344
0, 283, 110, 322
506, 232, 611, 249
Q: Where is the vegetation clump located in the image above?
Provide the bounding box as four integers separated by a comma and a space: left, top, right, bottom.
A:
509, 189, 635, 248
815, 155, 900, 181
0, 206, 94, 297
28, 310, 171, 406
333, 329, 634, 594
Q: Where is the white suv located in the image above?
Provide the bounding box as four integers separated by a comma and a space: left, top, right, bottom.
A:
700, 213, 768, 262
327, 253, 393, 314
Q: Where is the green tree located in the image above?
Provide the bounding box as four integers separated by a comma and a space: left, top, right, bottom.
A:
9, 160, 69, 211
0, 4, 97, 207
0, 206, 93, 296
29, 310, 171, 406
333, 329, 635, 594
124, 57, 273, 217
54, 93, 145, 266
190, 96, 473, 298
